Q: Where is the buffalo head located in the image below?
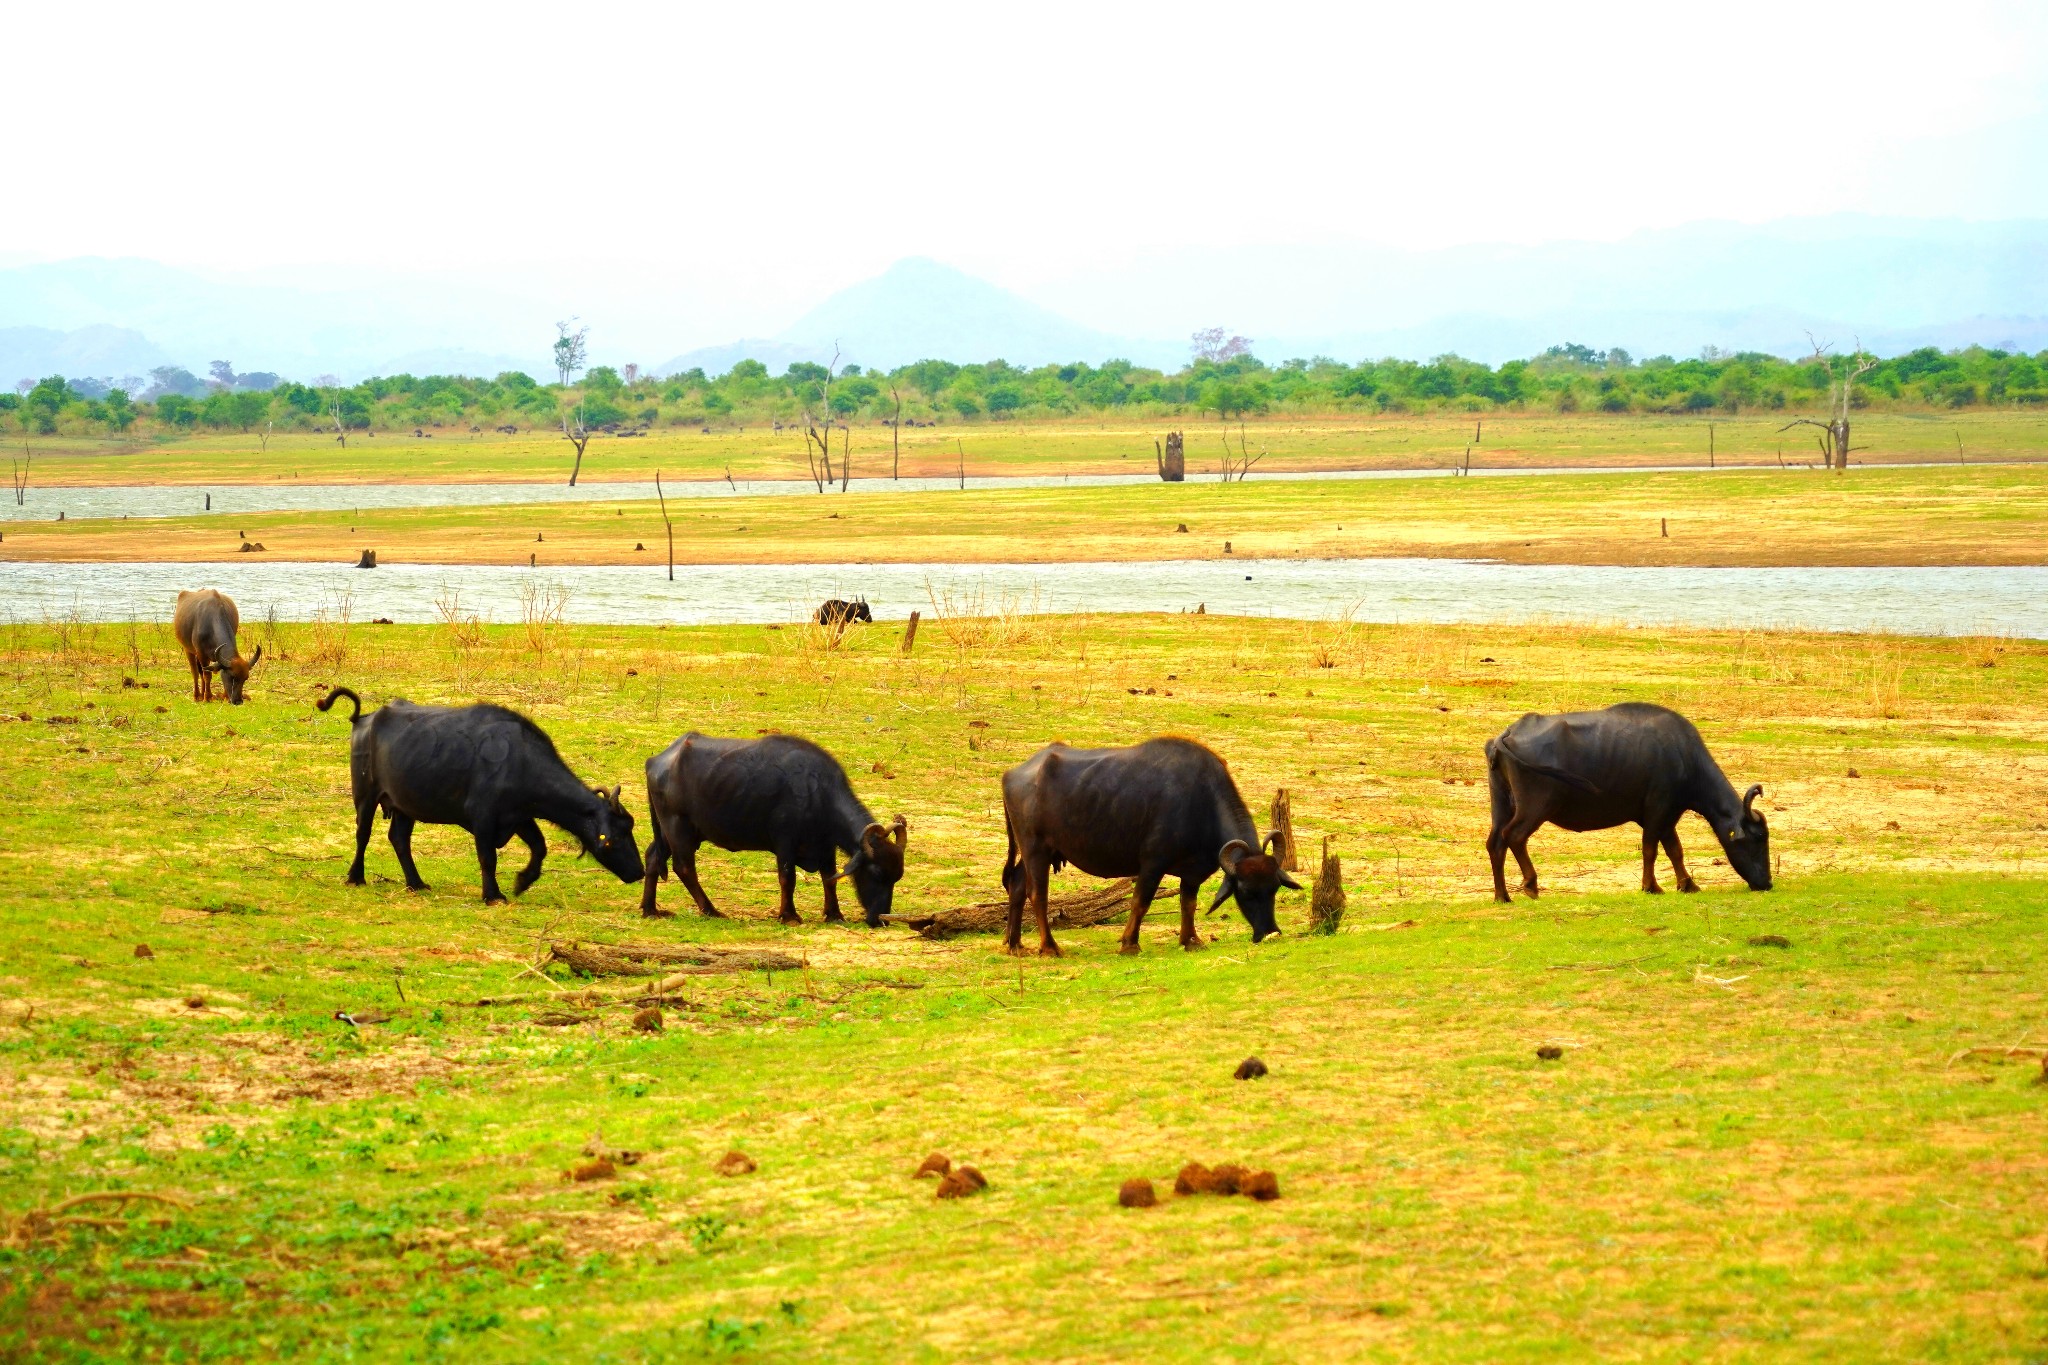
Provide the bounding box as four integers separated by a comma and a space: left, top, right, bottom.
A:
1717, 783, 1772, 890
583, 784, 645, 884
836, 815, 906, 927
1209, 834, 1303, 942
211, 643, 264, 705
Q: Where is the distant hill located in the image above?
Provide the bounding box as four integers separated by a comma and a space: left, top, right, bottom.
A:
657, 258, 1150, 375
1, 324, 169, 388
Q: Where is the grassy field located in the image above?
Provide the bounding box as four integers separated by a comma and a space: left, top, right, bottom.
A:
8, 464, 2047, 569
3, 612, 2046, 1360
18, 409, 2048, 487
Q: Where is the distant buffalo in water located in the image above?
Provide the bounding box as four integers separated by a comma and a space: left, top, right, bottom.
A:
815, 597, 873, 627
1485, 702, 1772, 902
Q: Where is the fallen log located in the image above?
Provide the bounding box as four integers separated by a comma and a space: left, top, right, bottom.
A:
883, 879, 1136, 940
545, 942, 805, 978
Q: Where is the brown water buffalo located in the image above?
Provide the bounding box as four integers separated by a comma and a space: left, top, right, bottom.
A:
999, 736, 1299, 957
173, 589, 263, 704
1485, 702, 1772, 902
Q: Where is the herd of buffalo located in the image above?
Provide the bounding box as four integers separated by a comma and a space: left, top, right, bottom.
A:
175, 588, 1773, 953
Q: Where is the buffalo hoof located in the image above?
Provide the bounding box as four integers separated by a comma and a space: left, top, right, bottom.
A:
1677, 879, 1700, 894
640, 907, 675, 919
822, 911, 846, 924
1493, 893, 1512, 904
1180, 937, 1206, 952
1519, 885, 1540, 899
483, 894, 507, 906
697, 905, 726, 919
514, 875, 541, 896
406, 882, 431, 894
1643, 884, 1664, 895
1037, 942, 1064, 959
1002, 942, 1028, 957
777, 913, 802, 926
345, 874, 366, 887
1118, 942, 1142, 956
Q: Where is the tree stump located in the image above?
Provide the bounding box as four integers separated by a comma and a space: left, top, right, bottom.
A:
1157, 431, 1185, 482
355, 549, 377, 569
1310, 837, 1345, 935
901, 610, 921, 655
1268, 788, 1298, 871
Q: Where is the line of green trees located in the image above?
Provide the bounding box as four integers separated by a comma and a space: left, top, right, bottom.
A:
6, 343, 2045, 439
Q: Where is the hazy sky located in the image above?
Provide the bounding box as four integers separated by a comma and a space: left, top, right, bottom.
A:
10, 0, 2046, 339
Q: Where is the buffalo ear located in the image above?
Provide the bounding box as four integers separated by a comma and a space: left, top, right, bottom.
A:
1218, 839, 1251, 875
1742, 783, 1763, 818
1208, 875, 1238, 912
1278, 870, 1304, 891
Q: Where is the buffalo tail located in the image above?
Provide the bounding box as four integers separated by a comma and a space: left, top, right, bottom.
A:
316, 685, 364, 722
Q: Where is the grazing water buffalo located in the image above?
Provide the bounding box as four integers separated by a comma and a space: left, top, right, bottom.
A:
814, 597, 873, 627
1000, 737, 1300, 957
640, 733, 906, 925
173, 589, 263, 704
1485, 702, 1771, 902
317, 686, 643, 904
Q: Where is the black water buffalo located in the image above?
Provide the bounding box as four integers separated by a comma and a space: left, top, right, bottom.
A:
317, 686, 643, 904
814, 597, 873, 627
999, 737, 1300, 957
173, 589, 263, 704
640, 733, 906, 926
1485, 702, 1771, 902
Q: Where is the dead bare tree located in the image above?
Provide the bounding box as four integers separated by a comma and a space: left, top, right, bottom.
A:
11, 446, 28, 505
1779, 335, 1877, 474
839, 424, 851, 492
890, 385, 902, 479
330, 403, 348, 448
1219, 422, 1264, 482
655, 470, 675, 581
563, 405, 593, 486
801, 345, 841, 494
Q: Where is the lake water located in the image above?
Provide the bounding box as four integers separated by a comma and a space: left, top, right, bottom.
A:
4, 558, 2041, 637
2, 461, 1865, 523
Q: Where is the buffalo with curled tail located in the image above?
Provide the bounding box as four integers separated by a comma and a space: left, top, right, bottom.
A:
1484, 702, 1772, 903
640, 732, 905, 926
316, 686, 642, 905
999, 737, 1300, 958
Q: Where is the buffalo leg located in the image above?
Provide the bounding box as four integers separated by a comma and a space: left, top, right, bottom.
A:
387, 813, 430, 892
671, 843, 722, 918
1660, 827, 1700, 893
820, 855, 846, 923
1031, 859, 1061, 958
1117, 871, 1166, 955
1502, 813, 1543, 898
473, 827, 507, 905
639, 823, 672, 916
1486, 759, 1517, 902
1178, 880, 1205, 950
1002, 853, 1033, 955
1640, 826, 1664, 894
346, 799, 375, 886
511, 819, 547, 896
775, 857, 801, 924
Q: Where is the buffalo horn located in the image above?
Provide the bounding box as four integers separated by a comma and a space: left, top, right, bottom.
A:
1261, 832, 1282, 856
890, 814, 907, 848
609, 783, 624, 812
1218, 839, 1251, 874
860, 821, 887, 852
1742, 783, 1763, 817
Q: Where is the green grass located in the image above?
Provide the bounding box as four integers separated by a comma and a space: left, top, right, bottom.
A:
3, 616, 2046, 1360
22, 408, 2048, 487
